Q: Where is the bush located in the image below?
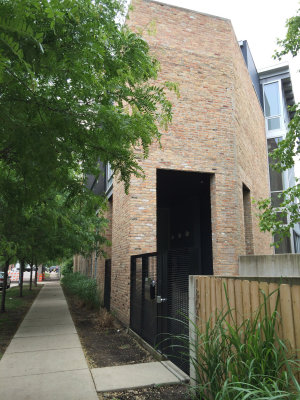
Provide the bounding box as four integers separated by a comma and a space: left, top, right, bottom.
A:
61, 272, 100, 310
60, 258, 73, 275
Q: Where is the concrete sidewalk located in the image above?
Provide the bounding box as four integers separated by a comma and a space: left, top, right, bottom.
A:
91, 360, 189, 392
0, 282, 98, 400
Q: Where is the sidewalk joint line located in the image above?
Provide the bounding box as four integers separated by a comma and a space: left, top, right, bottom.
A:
6, 345, 82, 355
0, 368, 88, 379
14, 332, 77, 338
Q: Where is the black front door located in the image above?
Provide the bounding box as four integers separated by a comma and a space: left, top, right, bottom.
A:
130, 170, 213, 374
156, 169, 213, 373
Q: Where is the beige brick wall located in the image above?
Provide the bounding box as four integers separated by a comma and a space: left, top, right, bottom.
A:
231, 37, 272, 257
108, 0, 272, 325
76, 1, 272, 325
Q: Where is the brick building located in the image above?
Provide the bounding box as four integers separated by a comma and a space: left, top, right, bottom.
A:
74, 0, 272, 367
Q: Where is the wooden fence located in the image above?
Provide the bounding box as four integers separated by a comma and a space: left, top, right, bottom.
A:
189, 275, 300, 380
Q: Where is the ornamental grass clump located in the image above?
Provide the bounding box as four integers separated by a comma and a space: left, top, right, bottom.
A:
188, 289, 300, 399
61, 272, 100, 310
167, 288, 300, 399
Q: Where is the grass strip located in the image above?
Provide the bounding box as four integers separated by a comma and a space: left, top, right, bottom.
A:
0, 285, 42, 359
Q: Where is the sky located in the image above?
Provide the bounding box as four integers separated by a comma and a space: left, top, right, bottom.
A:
151, 0, 300, 176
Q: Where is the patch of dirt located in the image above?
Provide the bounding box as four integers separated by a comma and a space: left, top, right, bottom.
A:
98, 385, 190, 400
64, 290, 190, 399
64, 292, 154, 368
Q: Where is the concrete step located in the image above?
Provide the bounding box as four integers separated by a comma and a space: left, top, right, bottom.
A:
91, 361, 189, 392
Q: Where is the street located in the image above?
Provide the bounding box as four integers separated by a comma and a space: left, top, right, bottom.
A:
7, 271, 60, 289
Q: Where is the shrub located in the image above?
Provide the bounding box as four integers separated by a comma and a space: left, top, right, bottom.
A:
165, 288, 300, 399
61, 272, 100, 310
98, 308, 115, 329
60, 258, 73, 275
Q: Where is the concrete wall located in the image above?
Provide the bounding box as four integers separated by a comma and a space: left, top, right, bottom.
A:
239, 254, 300, 277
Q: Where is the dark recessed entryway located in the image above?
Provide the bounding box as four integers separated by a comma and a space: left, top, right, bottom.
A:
157, 168, 213, 273
130, 169, 214, 375
156, 169, 213, 373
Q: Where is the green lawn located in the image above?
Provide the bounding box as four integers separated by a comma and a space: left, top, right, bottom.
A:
0, 285, 42, 359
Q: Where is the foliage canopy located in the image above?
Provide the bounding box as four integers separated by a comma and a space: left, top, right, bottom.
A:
0, 0, 174, 196
258, 7, 300, 245
0, 0, 175, 267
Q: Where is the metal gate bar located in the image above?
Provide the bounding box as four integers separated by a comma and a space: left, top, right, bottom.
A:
104, 259, 111, 311
130, 248, 200, 375
130, 253, 157, 347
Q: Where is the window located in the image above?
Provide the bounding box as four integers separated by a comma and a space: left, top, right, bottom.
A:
268, 137, 283, 201
105, 163, 113, 192
243, 184, 254, 254
263, 82, 281, 130
267, 137, 292, 253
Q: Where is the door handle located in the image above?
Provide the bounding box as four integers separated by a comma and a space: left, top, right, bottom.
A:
156, 296, 167, 303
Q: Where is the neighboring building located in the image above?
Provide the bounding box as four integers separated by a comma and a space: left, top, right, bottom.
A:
74, 0, 272, 372
240, 40, 300, 254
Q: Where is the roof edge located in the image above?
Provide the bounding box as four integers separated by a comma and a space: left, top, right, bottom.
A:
141, 0, 231, 23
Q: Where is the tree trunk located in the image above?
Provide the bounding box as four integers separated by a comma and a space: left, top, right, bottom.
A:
1, 260, 10, 313
19, 259, 25, 297
34, 261, 38, 287
29, 262, 33, 290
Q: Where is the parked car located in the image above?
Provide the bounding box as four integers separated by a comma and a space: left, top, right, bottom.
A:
0, 272, 11, 289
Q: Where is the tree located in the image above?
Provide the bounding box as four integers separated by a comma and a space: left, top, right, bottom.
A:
0, 0, 177, 309
0, 185, 108, 310
0, 200, 19, 312
0, 0, 176, 198
258, 7, 300, 245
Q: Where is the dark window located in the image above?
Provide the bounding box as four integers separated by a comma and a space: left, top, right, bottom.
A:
268, 137, 283, 193
243, 184, 254, 254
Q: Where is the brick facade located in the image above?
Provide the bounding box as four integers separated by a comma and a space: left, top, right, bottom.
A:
77, 0, 272, 325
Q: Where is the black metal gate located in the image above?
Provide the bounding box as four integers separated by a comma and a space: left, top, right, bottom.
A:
104, 259, 111, 311
130, 248, 199, 374
130, 253, 157, 347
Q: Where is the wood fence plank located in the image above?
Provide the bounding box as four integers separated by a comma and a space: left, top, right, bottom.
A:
227, 279, 236, 325
235, 279, 243, 327
205, 277, 211, 327
277, 286, 283, 340
215, 278, 223, 319
242, 280, 251, 321
210, 277, 216, 326
200, 277, 206, 334
250, 281, 260, 324
196, 278, 202, 330
259, 281, 270, 321
280, 284, 296, 349
291, 285, 300, 361
221, 279, 230, 324
268, 283, 279, 315
268, 283, 281, 337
